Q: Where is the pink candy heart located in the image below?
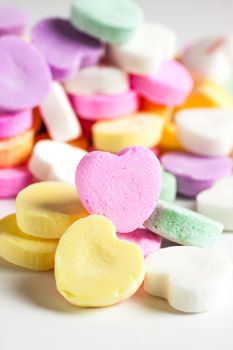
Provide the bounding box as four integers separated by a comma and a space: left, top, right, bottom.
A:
76, 146, 161, 233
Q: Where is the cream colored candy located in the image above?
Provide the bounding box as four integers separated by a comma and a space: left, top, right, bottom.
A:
93, 112, 164, 153
16, 182, 88, 239
176, 108, 233, 156
40, 82, 81, 142
55, 215, 145, 307
29, 140, 87, 184
108, 22, 177, 75
64, 66, 129, 95
0, 214, 58, 271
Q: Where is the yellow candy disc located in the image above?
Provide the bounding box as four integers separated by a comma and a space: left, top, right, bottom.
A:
16, 182, 88, 239
55, 215, 145, 307
0, 214, 58, 271
93, 112, 164, 153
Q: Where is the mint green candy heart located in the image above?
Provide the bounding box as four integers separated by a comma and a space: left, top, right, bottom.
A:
160, 171, 177, 202
70, 0, 144, 44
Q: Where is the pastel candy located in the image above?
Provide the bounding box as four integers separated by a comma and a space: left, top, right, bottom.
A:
117, 228, 162, 258
0, 109, 33, 139
144, 200, 223, 248
64, 66, 129, 95
55, 215, 145, 307
0, 214, 58, 271
181, 37, 231, 84
0, 128, 34, 167
0, 166, 32, 199
70, 0, 143, 44
40, 82, 81, 142
0, 5, 30, 36
93, 113, 164, 153
181, 79, 233, 111
140, 98, 173, 123
197, 176, 233, 231
108, 22, 177, 75
32, 18, 103, 81
160, 123, 183, 152
76, 147, 162, 233
0, 36, 51, 112
16, 182, 88, 239
69, 89, 138, 120
29, 140, 87, 184
161, 152, 232, 197
131, 60, 193, 106
160, 170, 177, 202
144, 246, 233, 313
176, 108, 233, 156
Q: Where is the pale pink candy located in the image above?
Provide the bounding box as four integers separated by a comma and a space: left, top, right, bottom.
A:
117, 228, 162, 257
0, 166, 32, 199
76, 146, 162, 233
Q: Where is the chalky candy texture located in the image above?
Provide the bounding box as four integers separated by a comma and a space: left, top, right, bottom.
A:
16, 182, 88, 239
161, 152, 232, 197
0, 5, 30, 36
0, 109, 33, 138
0, 214, 58, 271
131, 60, 193, 106
76, 147, 162, 233
0, 166, 32, 199
117, 228, 162, 258
32, 18, 103, 81
144, 200, 223, 248
160, 170, 177, 202
70, 0, 144, 44
0, 36, 51, 112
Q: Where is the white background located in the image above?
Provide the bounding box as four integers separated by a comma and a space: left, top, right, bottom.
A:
0, 1, 233, 349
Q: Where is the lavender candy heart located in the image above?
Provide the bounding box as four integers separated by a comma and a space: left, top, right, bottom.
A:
0, 5, 30, 36
161, 152, 232, 198
32, 18, 104, 81
0, 36, 51, 112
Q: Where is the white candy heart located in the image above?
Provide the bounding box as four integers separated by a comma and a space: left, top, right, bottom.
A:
197, 176, 233, 230
176, 108, 233, 156
144, 246, 233, 313
29, 140, 87, 184
108, 22, 177, 75
181, 37, 232, 84
40, 82, 81, 142
63, 66, 129, 95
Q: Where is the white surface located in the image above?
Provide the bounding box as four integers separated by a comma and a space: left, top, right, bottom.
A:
1, 0, 233, 349
1, 198, 233, 350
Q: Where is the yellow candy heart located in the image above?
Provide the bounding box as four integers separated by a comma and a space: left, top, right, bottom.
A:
16, 182, 88, 239
0, 214, 58, 271
55, 215, 145, 307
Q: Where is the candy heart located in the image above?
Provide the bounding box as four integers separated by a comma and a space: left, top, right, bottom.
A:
64, 66, 129, 95
176, 108, 233, 156
161, 152, 232, 197
0, 36, 51, 112
0, 214, 58, 271
0, 166, 32, 199
0, 5, 30, 36
29, 140, 87, 184
76, 146, 161, 233
0, 109, 33, 139
197, 176, 233, 231
144, 200, 223, 248
55, 215, 145, 307
32, 18, 103, 81
144, 246, 233, 313
70, 0, 144, 44
181, 37, 232, 84
108, 22, 177, 75
160, 170, 177, 202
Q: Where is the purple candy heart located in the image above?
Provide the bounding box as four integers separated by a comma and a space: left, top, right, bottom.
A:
0, 36, 51, 112
161, 152, 233, 198
0, 5, 30, 36
32, 18, 104, 81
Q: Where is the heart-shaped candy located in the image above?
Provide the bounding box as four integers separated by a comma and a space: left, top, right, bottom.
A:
144, 246, 233, 313
55, 215, 145, 307
197, 176, 233, 231
76, 146, 161, 233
